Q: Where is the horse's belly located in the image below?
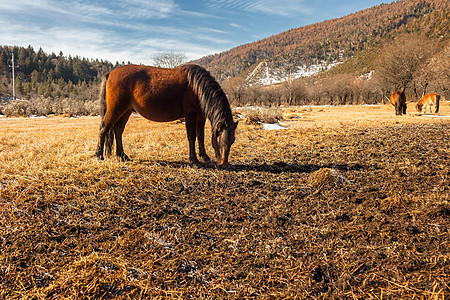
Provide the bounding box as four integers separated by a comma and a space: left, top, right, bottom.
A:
132, 99, 183, 122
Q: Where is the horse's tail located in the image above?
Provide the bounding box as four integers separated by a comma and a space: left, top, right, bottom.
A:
99, 73, 108, 118
99, 73, 114, 156
435, 94, 440, 113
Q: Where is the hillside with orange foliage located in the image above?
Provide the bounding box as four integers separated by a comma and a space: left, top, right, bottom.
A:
193, 0, 449, 81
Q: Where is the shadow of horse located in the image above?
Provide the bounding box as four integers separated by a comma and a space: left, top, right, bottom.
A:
147, 160, 366, 174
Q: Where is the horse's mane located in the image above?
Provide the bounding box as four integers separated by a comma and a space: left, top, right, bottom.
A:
181, 64, 233, 128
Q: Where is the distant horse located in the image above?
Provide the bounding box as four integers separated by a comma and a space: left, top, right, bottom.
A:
95, 64, 238, 167
416, 93, 440, 114
390, 90, 407, 115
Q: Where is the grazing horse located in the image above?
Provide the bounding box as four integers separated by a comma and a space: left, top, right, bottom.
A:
416, 93, 440, 114
95, 64, 238, 167
390, 90, 407, 115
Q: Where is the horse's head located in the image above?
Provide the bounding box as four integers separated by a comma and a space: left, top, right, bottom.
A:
416, 103, 422, 113
212, 121, 238, 168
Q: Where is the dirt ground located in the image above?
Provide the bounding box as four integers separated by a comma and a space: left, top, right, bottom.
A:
0, 103, 449, 299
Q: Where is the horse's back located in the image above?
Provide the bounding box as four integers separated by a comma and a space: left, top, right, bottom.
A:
106, 65, 193, 122
419, 93, 438, 105
107, 65, 186, 93
427, 93, 439, 105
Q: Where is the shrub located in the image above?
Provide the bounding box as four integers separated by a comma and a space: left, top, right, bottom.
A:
0, 97, 101, 117
243, 107, 283, 124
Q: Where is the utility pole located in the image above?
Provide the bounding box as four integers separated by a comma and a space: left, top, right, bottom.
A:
9, 51, 18, 100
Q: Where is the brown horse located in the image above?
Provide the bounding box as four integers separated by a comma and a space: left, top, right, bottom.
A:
95, 64, 238, 167
416, 92, 440, 114
390, 90, 407, 115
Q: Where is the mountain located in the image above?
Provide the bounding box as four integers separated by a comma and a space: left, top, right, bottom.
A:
192, 0, 449, 83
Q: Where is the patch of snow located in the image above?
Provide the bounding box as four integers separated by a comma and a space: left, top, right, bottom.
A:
302, 105, 334, 108
29, 115, 47, 119
421, 115, 450, 118
262, 122, 288, 130
358, 70, 374, 80
251, 60, 344, 86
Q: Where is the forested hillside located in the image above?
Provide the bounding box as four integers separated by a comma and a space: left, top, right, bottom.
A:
0, 46, 123, 103
193, 0, 449, 81
0, 45, 128, 115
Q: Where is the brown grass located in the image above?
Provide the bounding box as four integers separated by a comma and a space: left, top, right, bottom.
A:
0, 103, 449, 299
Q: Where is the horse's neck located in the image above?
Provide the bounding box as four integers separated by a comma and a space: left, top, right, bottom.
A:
201, 94, 232, 128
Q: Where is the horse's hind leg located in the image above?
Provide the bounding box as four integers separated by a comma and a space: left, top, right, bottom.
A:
96, 120, 114, 160
114, 110, 132, 161
96, 106, 127, 160
96, 125, 108, 160
196, 115, 210, 162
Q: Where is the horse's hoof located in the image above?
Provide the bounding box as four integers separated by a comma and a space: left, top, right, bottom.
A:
189, 158, 201, 167
200, 154, 211, 163
216, 163, 229, 170
119, 154, 131, 162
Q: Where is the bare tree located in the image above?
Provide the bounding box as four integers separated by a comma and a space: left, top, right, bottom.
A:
425, 43, 450, 98
376, 35, 434, 95
222, 76, 248, 106
153, 52, 187, 68
282, 78, 307, 105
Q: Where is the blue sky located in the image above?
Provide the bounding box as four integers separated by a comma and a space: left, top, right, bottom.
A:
0, 0, 393, 65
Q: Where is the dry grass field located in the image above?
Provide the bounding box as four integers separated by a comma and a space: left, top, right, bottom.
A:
0, 103, 449, 299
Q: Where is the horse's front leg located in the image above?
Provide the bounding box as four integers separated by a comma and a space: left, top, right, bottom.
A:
114, 110, 132, 161
196, 115, 210, 163
185, 115, 200, 165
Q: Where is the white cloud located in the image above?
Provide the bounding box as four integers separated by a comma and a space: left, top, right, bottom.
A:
117, 0, 178, 19
209, 0, 312, 17
208, 0, 311, 17
230, 23, 247, 30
